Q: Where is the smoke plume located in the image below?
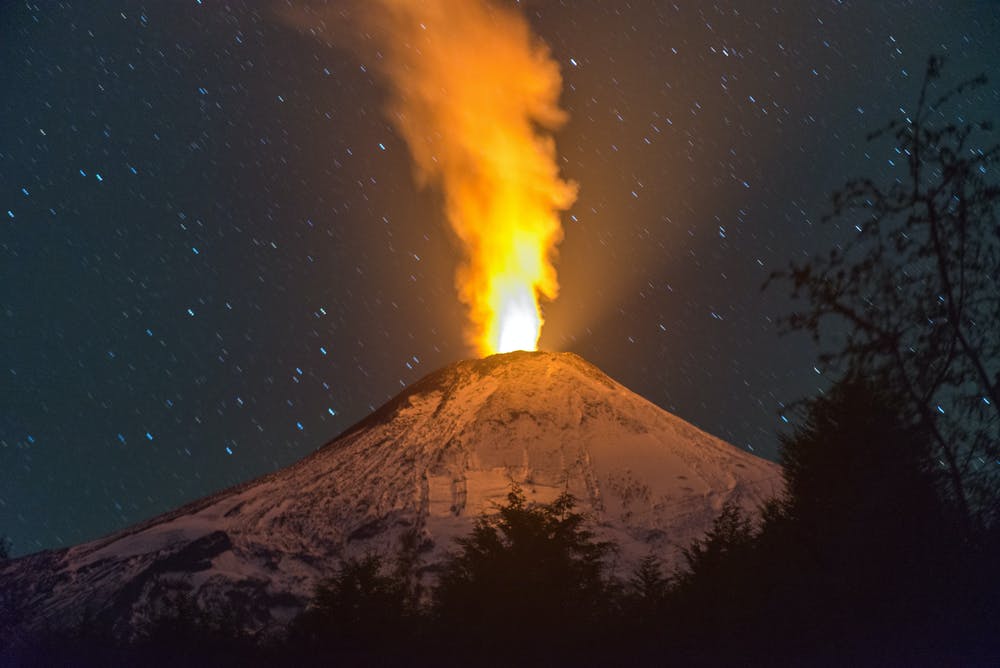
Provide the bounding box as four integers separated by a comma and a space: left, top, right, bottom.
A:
285, 0, 577, 355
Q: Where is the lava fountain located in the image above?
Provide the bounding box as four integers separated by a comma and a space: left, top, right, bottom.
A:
295, 0, 578, 355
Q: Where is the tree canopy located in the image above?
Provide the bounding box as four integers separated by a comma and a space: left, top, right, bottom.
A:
433, 486, 616, 654
769, 56, 1000, 523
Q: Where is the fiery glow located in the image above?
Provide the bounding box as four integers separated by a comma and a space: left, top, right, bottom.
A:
495, 283, 541, 354
335, 0, 577, 355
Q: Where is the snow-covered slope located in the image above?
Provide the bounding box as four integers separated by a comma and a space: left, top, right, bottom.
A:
0, 351, 781, 639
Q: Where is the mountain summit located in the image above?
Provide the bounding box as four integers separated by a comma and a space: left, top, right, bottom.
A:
1, 351, 780, 638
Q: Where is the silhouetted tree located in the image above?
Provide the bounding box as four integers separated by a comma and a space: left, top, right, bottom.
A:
776, 378, 959, 635
766, 376, 998, 661
677, 500, 756, 585
288, 553, 419, 661
433, 486, 616, 657
609, 554, 675, 662
666, 500, 767, 659
0, 536, 19, 657
780, 376, 947, 531
134, 591, 261, 667
626, 554, 670, 614
769, 55, 1000, 524
664, 376, 992, 663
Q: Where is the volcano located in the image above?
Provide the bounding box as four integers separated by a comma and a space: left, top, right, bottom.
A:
1, 351, 780, 640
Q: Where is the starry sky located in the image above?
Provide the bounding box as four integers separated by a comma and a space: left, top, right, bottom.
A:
3, 1, 998, 556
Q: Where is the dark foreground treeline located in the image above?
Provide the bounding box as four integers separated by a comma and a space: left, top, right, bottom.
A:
5, 378, 1000, 667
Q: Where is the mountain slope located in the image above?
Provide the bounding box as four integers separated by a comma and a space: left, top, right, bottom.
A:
0, 351, 781, 639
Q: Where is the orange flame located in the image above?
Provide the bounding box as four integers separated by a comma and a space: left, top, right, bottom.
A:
350, 0, 577, 355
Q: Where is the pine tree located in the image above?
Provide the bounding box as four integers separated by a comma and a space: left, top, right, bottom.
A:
290, 553, 417, 656
433, 485, 616, 655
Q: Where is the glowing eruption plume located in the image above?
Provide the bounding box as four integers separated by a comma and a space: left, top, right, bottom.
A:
294, 0, 577, 355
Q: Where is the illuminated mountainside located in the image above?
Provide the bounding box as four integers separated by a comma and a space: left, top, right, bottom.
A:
0, 351, 781, 639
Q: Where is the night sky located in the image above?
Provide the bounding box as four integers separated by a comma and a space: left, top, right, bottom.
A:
3, 1, 998, 557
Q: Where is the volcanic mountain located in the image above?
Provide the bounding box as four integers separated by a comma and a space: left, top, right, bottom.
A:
1, 351, 781, 640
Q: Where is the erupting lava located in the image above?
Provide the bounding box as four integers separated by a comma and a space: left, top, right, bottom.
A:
495, 283, 541, 354
310, 0, 578, 355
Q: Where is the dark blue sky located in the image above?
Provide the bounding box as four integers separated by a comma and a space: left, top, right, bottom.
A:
3, 1, 998, 556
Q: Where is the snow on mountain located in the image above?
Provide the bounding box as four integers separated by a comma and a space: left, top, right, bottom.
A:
0, 351, 781, 640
